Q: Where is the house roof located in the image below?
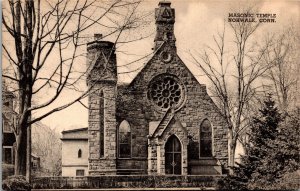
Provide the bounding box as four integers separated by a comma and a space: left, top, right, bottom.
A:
61, 127, 88, 134
61, 127, 88, 141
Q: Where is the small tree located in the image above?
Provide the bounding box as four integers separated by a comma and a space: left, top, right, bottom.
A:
247, 95, 282, 188
264, 108, 300, 189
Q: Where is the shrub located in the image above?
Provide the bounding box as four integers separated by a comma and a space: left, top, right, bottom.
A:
2, 175, 31, 191
2, 164, 14, 180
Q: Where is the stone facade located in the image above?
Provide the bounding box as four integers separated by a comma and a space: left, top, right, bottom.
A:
87, 1, 228, 176
87, 41, 118, 175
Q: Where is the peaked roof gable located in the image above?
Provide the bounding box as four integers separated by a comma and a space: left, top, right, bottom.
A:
128, 42, 205, 89
128, 42, 166, 87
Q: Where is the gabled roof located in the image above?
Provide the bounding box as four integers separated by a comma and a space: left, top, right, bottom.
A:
127, 42, 166, 87
126, 41, 205, 88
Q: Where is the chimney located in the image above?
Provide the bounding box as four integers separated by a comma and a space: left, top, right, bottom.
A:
94, 34, 103, 41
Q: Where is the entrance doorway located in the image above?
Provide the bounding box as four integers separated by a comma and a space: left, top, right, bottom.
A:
165, 135, 181, 175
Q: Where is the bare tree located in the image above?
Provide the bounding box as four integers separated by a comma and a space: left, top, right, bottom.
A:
262, 25, 300, 113
31, 122, 61, 176
2, 0, 149, 179
190, 12, 275, 170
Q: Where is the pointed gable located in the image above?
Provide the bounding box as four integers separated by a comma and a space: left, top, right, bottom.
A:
128, 42, 206, 93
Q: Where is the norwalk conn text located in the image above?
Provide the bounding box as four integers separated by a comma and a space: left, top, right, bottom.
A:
228, 13, 276, 23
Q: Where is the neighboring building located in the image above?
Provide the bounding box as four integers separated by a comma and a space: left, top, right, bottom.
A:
61, 128, 88, 176
31, 154, 41, 173
62, 1, 228, 176
2, 86, 41, 178
2, 87, 17, 178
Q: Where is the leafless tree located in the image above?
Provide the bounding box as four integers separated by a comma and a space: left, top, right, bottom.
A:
31, 122, 61, 176
262, 25, 300, 113
190, 10, 275, 171
2, 0, 150, 180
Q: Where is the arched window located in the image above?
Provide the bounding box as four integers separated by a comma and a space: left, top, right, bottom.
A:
118, 120, 131, 158
99, 90, 104, 158
78, 149, 82, 158
200, 119, 212, 157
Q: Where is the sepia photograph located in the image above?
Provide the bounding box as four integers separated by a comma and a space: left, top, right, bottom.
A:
1, 0, 299, 190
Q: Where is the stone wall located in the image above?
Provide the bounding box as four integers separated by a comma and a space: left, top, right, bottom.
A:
32, 175, 225, 189
88, 83, 117, 175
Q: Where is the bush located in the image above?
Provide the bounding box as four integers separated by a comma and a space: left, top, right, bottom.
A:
2, 175, 31, 191
2, 164, 14, 180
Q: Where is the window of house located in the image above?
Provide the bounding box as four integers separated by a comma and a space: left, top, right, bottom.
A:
118, 120, 131, 158
3, 119, 12, 133
99, 90, 104, 158
76, 169, 85, 176
200, 119, 212, 157
2, 147, 13, 164
3, 101, 10, 107
78, 149, 82, 158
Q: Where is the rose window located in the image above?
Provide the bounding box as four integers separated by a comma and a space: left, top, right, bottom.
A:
148, 75, 184, 110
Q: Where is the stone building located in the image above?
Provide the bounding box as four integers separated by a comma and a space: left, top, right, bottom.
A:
83, 1, 228, 176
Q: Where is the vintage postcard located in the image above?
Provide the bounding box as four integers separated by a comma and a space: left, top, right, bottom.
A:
2, 0, 299, 190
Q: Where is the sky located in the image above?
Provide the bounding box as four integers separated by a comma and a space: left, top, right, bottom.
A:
2, 0, 299, 132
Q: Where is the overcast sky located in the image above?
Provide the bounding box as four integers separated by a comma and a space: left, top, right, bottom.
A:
16, 0, 299, 132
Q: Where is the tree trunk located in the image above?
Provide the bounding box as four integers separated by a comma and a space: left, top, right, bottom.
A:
228, 129, 237, 174
230, 139, 237, 166
26, 114, 31, 182
14, 129, 27, 175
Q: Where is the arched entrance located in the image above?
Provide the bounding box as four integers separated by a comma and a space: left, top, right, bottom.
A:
165, 135, 182, 175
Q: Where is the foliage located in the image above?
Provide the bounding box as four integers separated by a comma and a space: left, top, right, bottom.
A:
218, 95, 300, 190
2, 175, 31, 191
2, 164, 15, 180
239, 95, 282, 189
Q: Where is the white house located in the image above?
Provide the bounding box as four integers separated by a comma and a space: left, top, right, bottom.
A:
61, 128, 88, 176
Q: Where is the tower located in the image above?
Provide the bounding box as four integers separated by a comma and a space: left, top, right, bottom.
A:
86, 34, 117, 175
154, 1, 176, 51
